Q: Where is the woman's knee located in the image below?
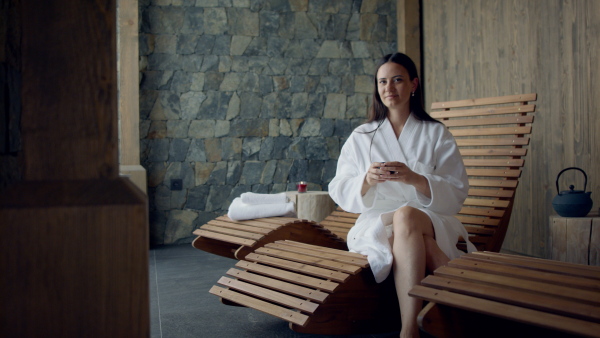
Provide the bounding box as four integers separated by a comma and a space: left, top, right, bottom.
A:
392, 206, 430, 236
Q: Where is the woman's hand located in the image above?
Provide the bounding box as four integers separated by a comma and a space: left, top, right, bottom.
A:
362, 162, 387, 195
363, 161, 431, 198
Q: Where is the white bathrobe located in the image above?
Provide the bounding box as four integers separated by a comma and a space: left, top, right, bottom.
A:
329, 114, 476, 283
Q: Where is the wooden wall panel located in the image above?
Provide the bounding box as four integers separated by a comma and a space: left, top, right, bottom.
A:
422, 0, 600, 258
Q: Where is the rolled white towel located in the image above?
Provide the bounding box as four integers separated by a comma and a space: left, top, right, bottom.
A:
227, 198, 296, 221
240, 192, 288, 205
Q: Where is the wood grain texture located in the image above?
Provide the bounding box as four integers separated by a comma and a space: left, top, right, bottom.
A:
0, 179, 149, 337
3, 1, 150, 336
423, 0, 600, 258
21, 0, 118, 180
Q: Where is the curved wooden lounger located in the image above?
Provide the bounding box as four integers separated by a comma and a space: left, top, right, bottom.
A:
199, 93, 538, 335
209, 240, 401, 335
191, 212, 353, 260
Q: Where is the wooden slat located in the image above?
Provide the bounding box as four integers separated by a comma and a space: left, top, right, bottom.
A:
235, 260, 339, 292
450, 126, 531, 137
463, 159, 524, 167
460, 148, 527, 157
430, 267, 600, 306
409, 286, 600, 338
484, 251, 600, 274
254, 247, 362, 274
217, 277, 319, 314
441, 115, 534, 127
468, 188, 514, 198
193, 229, 257, 247
448, 258, 600, 291
329, 231, 348, 240
225, 268, 329, 303
215, 216, 283, 229
263, 242, 368, 268
456, 215, 500, 227
468, 179, 518, 188
466, 168, 521, 178
464, 226, 495, 236
209, 286, 309, 327
329, 211, 359, 219
456, 137, 529, 147
421, 275, 600, 322
321, 216, 356, 225
207, 220, 275, 234
320, 220, 354, 229
201, 224, 264, 240
281, 240, 366, 261
464, 252, 600, 281
431, 104, 536, 119
431, 93, 537, 110
245, 253, 350, 283
459, 207, 505, 218
462, 198, 510, 208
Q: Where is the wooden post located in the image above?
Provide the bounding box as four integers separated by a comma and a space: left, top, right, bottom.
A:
118, 0, 147, 193
397, 0, 422, 79
0, 0, 149, 336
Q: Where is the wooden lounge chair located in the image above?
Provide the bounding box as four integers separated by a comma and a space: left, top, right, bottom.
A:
192, 214, 350, 260
193, 93, 537, 256
410, 251, 600, 337
200, 93, 538, 334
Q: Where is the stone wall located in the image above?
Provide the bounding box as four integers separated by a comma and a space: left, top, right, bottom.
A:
139, 0, 397, 245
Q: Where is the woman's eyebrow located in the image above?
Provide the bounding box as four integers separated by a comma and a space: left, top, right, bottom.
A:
378, 74, 404, 80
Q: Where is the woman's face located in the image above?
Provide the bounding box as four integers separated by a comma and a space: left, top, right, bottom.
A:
376, 62, 417, 111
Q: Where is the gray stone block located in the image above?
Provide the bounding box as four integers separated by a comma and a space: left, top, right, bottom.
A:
306, 137, 328, 160
242, 137, 262, 160
226, 160, 242, 184
171, 71, 193, 93
273, 159, 293, 183
181, 7, 204, 34
187, 139, 207, 162
206, 161, 228, 185
186, 185, 211, 210
148, 139, 170, 162
169, 138, 191, 161
239, 161, 264, 185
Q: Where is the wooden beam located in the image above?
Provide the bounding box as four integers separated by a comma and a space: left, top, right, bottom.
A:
397, 0, 421, 78
0, 0, 149, 336
118, 0, 146, 193
21, 0, 119, 181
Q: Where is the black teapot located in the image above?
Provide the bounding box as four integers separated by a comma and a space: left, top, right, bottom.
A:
552, 167, 593, 217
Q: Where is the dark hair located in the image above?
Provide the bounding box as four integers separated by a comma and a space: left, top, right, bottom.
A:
367, 53, 438, 124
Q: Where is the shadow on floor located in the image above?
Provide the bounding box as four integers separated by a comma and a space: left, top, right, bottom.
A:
150, 244, 402, 338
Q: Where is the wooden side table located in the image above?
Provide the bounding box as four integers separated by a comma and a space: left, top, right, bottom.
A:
285, 191, 336, 223
549, 212, 600, 266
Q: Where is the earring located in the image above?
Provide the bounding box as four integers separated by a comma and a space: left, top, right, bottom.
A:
411, 92, 415, 97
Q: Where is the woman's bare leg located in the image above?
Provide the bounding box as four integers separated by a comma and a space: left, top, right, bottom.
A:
391, 206, 449, 338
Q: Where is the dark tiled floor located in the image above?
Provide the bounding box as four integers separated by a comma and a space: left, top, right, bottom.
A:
149, 244, 401, 338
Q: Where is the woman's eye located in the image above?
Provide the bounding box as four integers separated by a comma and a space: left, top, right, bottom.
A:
394, 78, 402, 83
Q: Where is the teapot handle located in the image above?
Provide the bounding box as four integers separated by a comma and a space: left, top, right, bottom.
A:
556, 167, 588, 194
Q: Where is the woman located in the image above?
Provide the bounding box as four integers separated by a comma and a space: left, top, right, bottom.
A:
328, 53, 476, 337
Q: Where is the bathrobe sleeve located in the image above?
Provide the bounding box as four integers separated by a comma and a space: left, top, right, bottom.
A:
328, 131, 376, 213
417, 125, 469, 215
